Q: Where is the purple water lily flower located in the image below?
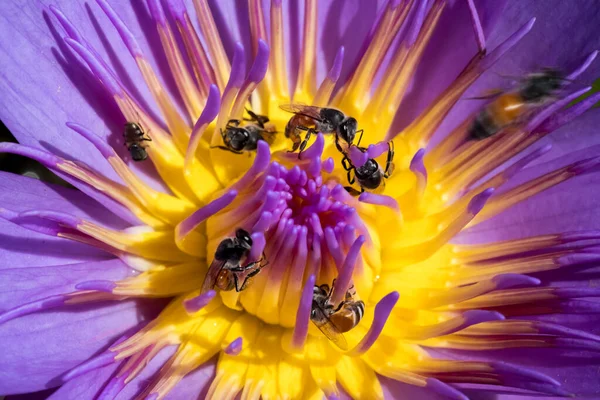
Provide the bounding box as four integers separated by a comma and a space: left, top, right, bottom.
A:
1, 0, 599, 399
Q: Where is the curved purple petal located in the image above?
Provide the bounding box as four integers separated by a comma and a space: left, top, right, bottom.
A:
0, 172, 121, 267
458, 146, 600, 242
0, 218, 110, 268
0, 297, 165, 395
0, 258, 132, 312
0, 171, 127, 229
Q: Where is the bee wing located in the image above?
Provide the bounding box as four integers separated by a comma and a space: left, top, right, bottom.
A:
311, 304, 349, 350
279, 104, 324, 121
259, 129, 278, 145
201, 258, 226, 294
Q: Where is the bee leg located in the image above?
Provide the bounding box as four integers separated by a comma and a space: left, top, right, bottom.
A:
344, 186, 362, 197
244, 108, 257, 121
259, 252, 269, 268
354, 129, 364, 147
141, 128, 152, 142
325, 279, 336, 303
210, 145, 244, 155
288, 139, 301, 153
341, 155, 353, 172
228, 119, 242, 127
334, 136, 344, 153
345, 164, 356, 185
297, 127, 314, 159
233, 274, 246, 292
229, 258, 264, 273
234, 263, 264, 292
384, 141, 395, 178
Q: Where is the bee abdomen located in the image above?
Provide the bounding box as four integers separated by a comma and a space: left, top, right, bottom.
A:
330, 301, 365, 332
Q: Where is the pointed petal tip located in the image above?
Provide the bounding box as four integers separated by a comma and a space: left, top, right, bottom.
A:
146, 0, 167, 25
0, 295, 67, 325
248, 40, 270, 83
164, 0, 187, 20
66, 122, 114, 159
327, 46, 345, 81
463, 310, 505, 324
184, 290, 216, 314
492, 273, 541, 289
19, 209, 81, 227
410, 148, 427, 175
195, 84, 221, 126
467, 188, 494, 215
224, 337, 243, 355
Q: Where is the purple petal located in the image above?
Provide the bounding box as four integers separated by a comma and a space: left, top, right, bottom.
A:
458, 146, 600, 242
0, 298, 164, 394
392, 0, 507, 132
0, 0, 179, 192
0, 258, 131, 312
106, 346, 214, 399
0, 171, 127, 229
431, 1, 600, 152
0, 172, 130, 267
0, 218, 108, 268
47, 360, 121, 400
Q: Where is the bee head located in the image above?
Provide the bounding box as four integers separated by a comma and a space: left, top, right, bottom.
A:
235, 228, 253, 248
338, 117, 358, 144
520, 68, 564, 102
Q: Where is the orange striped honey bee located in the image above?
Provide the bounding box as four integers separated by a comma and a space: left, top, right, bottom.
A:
469, 68, 566, 140
310, 281, 365, 350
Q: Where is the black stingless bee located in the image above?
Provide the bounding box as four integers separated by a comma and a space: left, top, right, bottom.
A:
342, 141, 395, 196
201, 228, 268, 294
213, 109, 276, 154
124, 122, 152, 161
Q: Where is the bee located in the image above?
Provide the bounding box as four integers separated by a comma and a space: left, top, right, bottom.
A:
342, 141, 395, 196
213, 110, 276, 154
279, 104, 363, 156
469, 68, 566, 140
124, 122, 152, 161
311, 281, 365, 350
201, 228, 268, 294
